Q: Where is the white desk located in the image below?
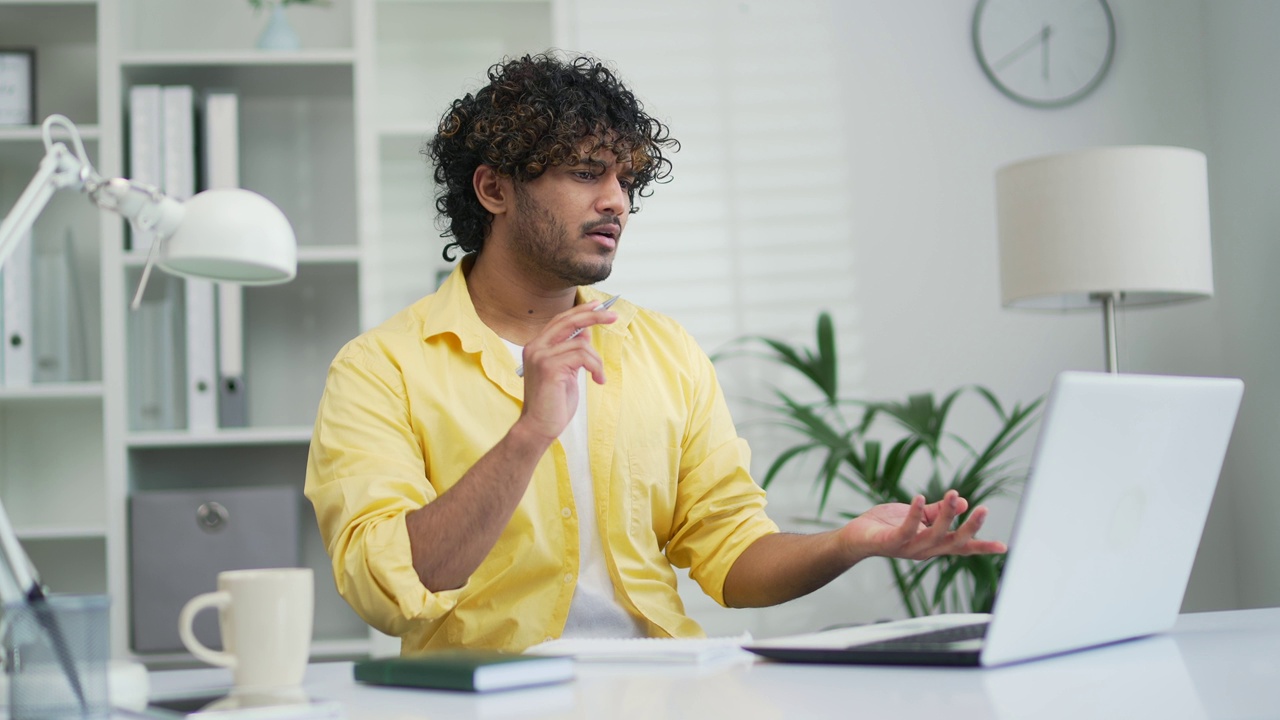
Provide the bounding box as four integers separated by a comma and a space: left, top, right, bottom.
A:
148, 607, 1280, 719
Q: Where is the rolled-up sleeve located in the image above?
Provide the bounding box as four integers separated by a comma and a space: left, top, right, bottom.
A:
663, 336, 779, 607
304, 339, 463, 637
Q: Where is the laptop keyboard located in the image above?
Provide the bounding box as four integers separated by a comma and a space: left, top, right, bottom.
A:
849, 622, 989, 651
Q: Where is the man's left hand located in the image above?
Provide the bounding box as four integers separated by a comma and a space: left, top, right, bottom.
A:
837, 490, 1007, 562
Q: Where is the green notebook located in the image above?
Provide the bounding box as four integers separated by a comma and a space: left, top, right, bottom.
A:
353, 650, 575, 693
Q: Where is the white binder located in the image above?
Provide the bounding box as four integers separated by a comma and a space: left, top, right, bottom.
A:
203, 90, 248, 427
184, 279, 217, 433
127, 85, 164, 254
162, 85, 217, 432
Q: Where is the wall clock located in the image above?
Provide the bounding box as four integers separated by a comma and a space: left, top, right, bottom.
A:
972, 0, 1115, 109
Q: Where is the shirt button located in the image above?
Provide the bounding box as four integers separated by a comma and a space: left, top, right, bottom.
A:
545, 636, 554, 643
563, 573, 574, 584
561, 507, 572, 518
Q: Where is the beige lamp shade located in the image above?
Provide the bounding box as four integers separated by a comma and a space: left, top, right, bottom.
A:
996, 146, 1214, 311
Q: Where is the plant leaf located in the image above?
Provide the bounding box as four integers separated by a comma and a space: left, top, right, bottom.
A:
815, 311, 838, 401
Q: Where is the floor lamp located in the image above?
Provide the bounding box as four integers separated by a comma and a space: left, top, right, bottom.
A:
0, 114, 297, 713
995, 146, 1214, 373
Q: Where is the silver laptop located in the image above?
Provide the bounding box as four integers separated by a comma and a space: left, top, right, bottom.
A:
746, 371, 1244, 667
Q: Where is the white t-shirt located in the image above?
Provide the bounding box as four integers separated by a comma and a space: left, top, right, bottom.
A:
504, 340, 646, 639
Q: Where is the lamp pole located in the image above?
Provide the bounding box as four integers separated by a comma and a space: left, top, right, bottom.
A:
1093, 291, 1121, 374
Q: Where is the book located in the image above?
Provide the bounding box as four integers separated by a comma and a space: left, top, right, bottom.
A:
523, 633, 755, 665
353, 651, 575, 693
203, 90, 248, 428
2, 230, 33, 387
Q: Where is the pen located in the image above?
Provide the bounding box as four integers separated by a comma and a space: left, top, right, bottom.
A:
516, 294, 620, 377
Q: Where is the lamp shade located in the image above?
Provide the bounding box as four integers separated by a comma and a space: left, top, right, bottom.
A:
158, 188, 297, 284
995, 146, 1213, 311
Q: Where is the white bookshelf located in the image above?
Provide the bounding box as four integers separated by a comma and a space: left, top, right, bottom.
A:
0, 0, 562, 666
0, 1, 112, 657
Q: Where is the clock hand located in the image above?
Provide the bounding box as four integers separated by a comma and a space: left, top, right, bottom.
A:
992, 27, 1047, 73
1042, 25, 1052, 81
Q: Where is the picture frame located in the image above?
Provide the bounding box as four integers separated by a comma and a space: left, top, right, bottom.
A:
0, 49, 36, 126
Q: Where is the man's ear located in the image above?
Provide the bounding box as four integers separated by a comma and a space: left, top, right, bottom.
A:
473, 166, 510, 216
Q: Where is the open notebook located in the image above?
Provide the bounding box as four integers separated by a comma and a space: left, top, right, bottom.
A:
746, 371, 1244, 667
525, 633, 754, 665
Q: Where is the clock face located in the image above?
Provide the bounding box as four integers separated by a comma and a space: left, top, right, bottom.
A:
973, 0, 1115, 108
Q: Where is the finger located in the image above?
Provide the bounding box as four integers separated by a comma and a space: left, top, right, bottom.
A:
579, 344, 607, 384
551, 303, 618, 341
921, 491, 962, 542
943, 507, 1009, 556
896, 496, 927, 545
528, 335, 603, 380
919, 490, 956, 528
951, 507, 1008, 555
966, 539, 1009, 554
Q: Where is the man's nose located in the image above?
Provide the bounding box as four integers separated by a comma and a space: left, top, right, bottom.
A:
597, 177, 629, 217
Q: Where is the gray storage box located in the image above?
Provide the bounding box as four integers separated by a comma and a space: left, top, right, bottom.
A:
129, 485, 301, 653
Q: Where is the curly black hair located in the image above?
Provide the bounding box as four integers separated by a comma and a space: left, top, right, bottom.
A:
424, 53, 679, 260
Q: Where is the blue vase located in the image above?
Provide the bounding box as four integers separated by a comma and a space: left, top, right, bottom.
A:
257, 4, 300, 51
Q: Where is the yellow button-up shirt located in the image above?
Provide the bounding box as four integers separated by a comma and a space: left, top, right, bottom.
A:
304, 265, 779, 652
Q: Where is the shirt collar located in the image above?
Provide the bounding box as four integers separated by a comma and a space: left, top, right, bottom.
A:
417, 258, 635, 350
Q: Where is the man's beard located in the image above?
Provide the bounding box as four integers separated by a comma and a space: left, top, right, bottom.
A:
511, 184, 615, 286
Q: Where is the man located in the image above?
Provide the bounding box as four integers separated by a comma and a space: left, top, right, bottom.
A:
305, 53, 1004, 653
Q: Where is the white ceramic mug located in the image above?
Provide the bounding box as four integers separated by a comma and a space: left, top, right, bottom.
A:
178, 568, 314, 689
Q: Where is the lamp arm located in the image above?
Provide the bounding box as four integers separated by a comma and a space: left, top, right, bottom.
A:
0, 497, 38, 603
90, 178, 185, 242
0, 114, 186, 274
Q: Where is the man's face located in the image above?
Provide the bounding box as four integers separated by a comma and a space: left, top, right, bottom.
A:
507, 148, 635, 287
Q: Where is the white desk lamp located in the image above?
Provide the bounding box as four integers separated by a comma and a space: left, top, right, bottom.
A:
0, 113, 298, 712
995, 146, 1214, 373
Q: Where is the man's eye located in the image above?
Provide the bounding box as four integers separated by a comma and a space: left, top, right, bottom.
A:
574, 171, 596, 180
619, 179, 634, 191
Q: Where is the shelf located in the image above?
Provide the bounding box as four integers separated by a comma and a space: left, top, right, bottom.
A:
0, 125, 101, 143
122, 246, 361, 268
120, 61, 354, 102
0, 125, 100, 166
0, 383, 104, 403
120, 49, 356, 68
16, 525, 108, 541
127, 426, 314, 448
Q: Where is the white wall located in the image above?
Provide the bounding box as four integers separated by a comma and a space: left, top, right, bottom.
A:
1202, 1, 1280, 610
568, 0, 1261, 638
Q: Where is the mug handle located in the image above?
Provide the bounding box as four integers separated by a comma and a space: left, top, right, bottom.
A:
178, 591, 236, 669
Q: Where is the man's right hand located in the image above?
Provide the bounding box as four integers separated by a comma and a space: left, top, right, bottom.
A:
515, 300, 617, 443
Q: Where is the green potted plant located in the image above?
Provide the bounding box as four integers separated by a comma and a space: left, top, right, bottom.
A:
714, 312, 1043, 616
